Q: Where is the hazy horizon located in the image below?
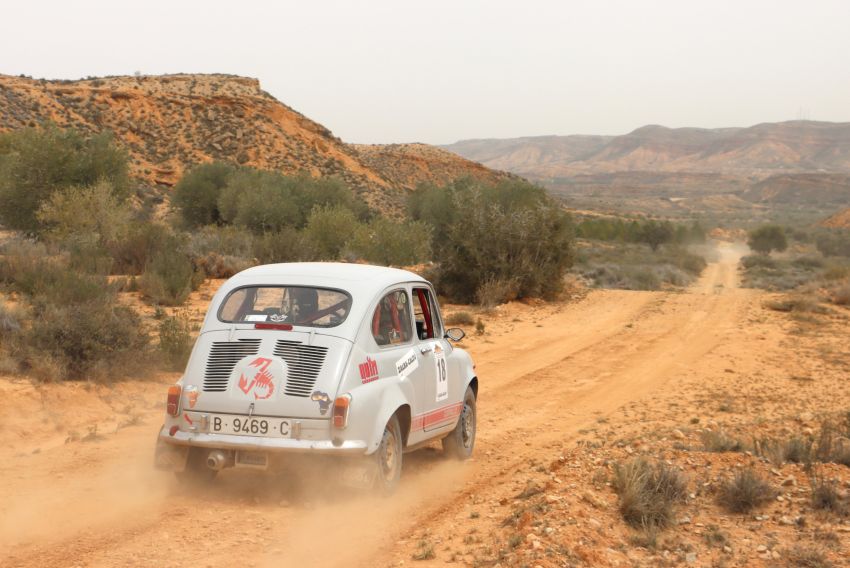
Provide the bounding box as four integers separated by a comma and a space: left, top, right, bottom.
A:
3, 0, 849, 145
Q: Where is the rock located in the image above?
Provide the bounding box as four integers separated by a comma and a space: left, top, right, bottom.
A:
672, 429, 686, 440
756, 545, 767, 553
779, 516, 795, 526
781, 477, 796, 487
723, 546, 732, 554
678, 516, 692, 525
799, 412, 814, 422
532, 540, 542, 549
685, 552, 697, 564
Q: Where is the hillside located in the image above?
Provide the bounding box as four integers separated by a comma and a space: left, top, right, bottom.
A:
742, 173, 850, 205
822, 207, 850, 228
0, 74, 510, 212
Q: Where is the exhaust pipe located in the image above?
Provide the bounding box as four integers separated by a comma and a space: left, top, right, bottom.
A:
206, 450, 227, 471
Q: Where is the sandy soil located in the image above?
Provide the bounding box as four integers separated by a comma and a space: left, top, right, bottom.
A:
1, 242, 849, 567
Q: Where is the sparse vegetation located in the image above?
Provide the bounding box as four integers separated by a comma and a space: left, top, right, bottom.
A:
612, 458, 688, 530
574, 242, 707, 291
445, 311, 475, 326
716, 468, 775, 513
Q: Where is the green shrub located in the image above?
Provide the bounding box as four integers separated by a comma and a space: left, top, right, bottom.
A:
36, 179, 132, 246
815, 230, 850, 258
172, 161, 236, 227
348, 218, 431, 266
0, 124, 129, 234
411, 179, 574, 303
158, 313, 194, 371
748, 224, 788, 255
251, 228, 318, 264
108, 222, 175, 275
612, 458, 688, 529
140, 247, 203, 306
304, 205, 361, 260
25, 302, 149, 380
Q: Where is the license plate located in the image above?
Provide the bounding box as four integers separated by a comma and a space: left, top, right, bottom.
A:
208, 414, 292, 438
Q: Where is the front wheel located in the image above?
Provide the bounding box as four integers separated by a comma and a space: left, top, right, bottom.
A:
372, 415, 403, 494
442, 386, 476, 460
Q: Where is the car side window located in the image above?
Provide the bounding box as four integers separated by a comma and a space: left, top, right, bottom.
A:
412, 287, 441, 340
371, 289, 413, 346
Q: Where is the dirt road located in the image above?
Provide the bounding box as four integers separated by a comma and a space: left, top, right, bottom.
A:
1, 244, 765, 567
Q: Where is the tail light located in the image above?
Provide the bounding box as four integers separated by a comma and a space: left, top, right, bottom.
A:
166, 384, 182, 417
333, 394, 351, 429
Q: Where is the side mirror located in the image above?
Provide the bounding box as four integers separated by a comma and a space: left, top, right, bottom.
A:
444, 328, 465, 342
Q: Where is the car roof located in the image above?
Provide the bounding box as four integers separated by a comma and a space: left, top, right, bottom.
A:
227, 262, 428, 294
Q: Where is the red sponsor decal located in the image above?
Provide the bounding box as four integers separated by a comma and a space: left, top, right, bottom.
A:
411, 402, 463, 430
238, 357, 275, 400
183, 413, 194, 425
359, 356, 379, 384
186, 389, 199, 408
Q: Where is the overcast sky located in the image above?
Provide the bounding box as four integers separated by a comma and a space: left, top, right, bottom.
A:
2, 1, 849, 144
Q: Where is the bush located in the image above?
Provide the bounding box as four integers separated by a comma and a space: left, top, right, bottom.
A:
612, 458, 688, 529
304, 205, 361, 260
158, 313, 193, 371
0, 124, 129, 234
700, 430, 744, 452
251, 228, 319, 264
25, 302, 148, 380
444, 311, 475, 326
815, 230, 850, 258
108, 222, 175, 275
411, 179, 574, 303
172, 162, 235, 227
348, 218, 431, 266
475, 276, 519, 307
784, 545, 833, 568
717, 469, 775, 513
140, 247, 203, 306
748, 225, 788, 255
810, 471, 846, 515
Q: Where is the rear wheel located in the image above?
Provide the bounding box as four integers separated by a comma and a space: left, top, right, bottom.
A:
442, 387, 476, 460
372, 415, 403, 494
175, 447, 218, 484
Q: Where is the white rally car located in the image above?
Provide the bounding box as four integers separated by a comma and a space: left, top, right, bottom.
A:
155, 263, 478, 491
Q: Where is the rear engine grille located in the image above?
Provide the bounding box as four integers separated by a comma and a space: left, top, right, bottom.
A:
203, 339, 262, 392
273, 340, 329, 397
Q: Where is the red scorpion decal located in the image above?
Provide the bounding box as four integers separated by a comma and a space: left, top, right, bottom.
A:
237, 357, 275, 400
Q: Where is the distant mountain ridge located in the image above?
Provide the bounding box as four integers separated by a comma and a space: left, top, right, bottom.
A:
0, 73, 511, 212
444, 121, 850, 178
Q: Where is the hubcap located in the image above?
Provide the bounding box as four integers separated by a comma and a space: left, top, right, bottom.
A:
461, 403, 474, 448
380, 428, 398, 481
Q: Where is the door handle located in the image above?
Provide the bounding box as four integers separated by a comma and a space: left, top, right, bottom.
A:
420, 346, 432, 355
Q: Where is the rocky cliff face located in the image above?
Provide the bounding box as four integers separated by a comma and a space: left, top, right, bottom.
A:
0, 73, 510, 212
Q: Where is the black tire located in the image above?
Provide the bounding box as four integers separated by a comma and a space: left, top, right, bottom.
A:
372, 415, 403, 494
175, 447, 218, 484
442, 387, 476, 460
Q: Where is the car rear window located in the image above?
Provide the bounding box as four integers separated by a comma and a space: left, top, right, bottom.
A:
218, 286, 352, 328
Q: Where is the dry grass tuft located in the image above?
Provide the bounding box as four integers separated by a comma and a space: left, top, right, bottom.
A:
612, 458, 688, 530
717, 468, 776, 513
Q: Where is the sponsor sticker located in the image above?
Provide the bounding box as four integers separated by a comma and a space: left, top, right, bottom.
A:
184, 385, 199, 408
236, 357, 277, 400
245, 314, 268, 322
359, 356, 379, 384
395, 348, 419, 378
433, 342, 448, 402
311, 391, 332, 415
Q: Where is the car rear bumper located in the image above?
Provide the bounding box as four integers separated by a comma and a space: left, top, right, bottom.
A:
157, 426, 369, 455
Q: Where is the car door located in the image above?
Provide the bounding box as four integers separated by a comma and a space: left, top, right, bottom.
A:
366, 287, 431, 426
411, 285, 458, 432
